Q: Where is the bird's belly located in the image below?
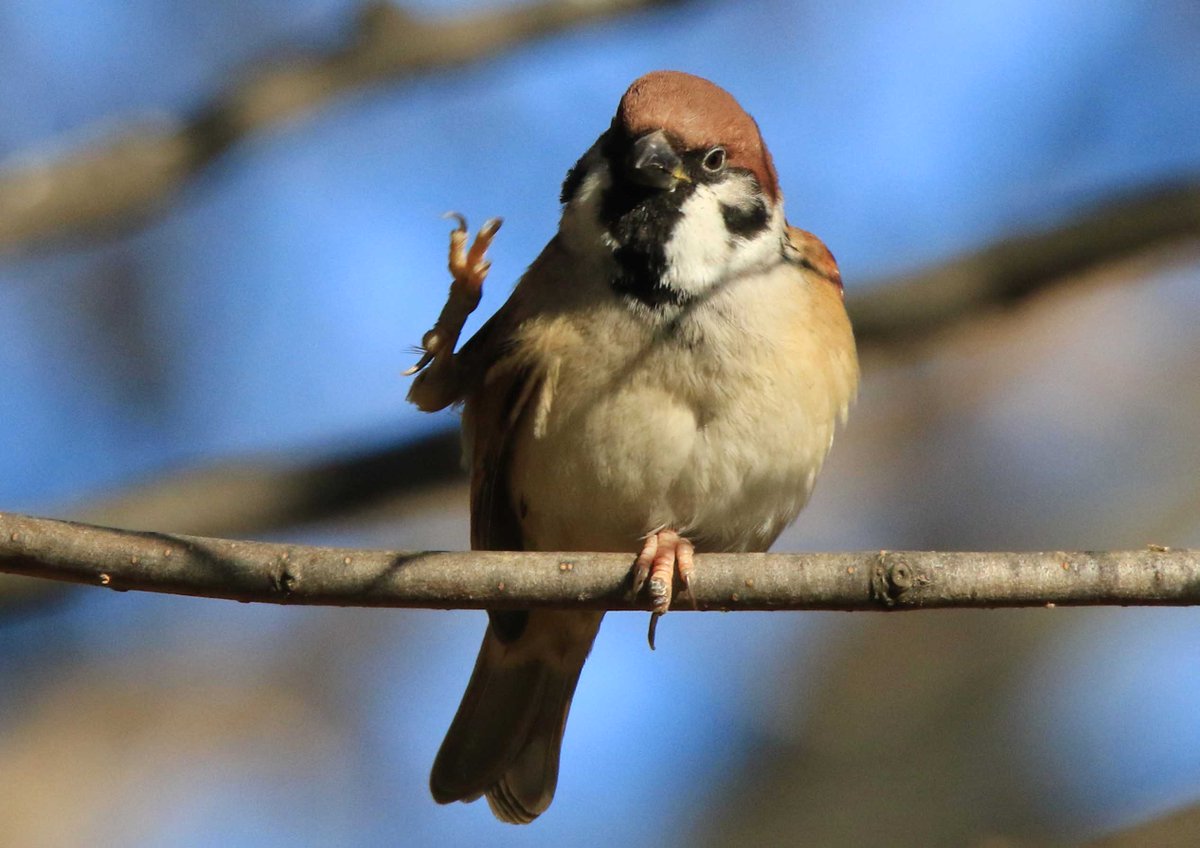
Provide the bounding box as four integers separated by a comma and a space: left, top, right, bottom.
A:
510, 364, 826, 554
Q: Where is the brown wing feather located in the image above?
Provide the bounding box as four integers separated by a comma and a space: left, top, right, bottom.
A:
785, 225, 843, 294
456, 239, 569, 553
463, 359, 536, 553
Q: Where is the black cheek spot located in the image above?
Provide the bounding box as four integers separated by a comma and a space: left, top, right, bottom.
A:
560, 161, 586, 205
561, 153, 600, 205
560, 131, 612, 205
720, 198, 769, 239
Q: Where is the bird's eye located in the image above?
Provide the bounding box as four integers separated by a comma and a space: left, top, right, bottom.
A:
702, 147, 727, 173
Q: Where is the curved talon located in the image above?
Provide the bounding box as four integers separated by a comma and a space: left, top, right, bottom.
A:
630, 529, 695, 650
477, 216, 504, 241
681, 573, 699, 611
402, 349, 435, 377
647, 613, 663, 651
442, 210, 468, 231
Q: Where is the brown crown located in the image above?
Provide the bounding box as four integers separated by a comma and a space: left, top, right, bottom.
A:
616, 71, 779, 201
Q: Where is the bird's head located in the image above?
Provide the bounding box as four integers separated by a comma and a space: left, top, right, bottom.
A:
560, 71, 787, 307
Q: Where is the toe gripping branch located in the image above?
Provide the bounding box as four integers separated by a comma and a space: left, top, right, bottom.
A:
629, 530, 698, 650
405, 214, 502, 411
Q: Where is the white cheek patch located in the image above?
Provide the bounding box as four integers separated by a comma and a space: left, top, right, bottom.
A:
662, 175, 784, 296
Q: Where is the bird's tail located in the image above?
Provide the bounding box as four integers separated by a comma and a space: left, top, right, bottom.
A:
430, 610, 604, 824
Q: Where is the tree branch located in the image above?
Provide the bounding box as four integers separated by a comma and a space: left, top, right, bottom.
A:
77, 430, 465, 536
1, 512, 1196, 611
0, 0, 678, 253
847, 179, 1200, 345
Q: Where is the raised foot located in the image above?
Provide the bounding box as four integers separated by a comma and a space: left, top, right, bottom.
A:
629, 529, 697, 650
404, 213, 503, 379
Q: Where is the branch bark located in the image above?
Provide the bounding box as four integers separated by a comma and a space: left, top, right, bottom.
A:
1, 512, 1196, 611
0, 0, 678, 253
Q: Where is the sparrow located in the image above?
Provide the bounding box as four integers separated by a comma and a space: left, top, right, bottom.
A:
406, 70, 857, 823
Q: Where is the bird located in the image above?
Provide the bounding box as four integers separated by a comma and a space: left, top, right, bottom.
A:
406, 70, 858, 824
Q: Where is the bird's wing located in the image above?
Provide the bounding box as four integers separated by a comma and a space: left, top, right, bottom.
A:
462, 339, 535, 554
455, 243, 559, 554
785, 225, 843, 294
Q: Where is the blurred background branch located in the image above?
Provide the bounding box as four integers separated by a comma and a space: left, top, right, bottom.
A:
1085, 803, 1200, 847
849, 180, 1200, 346
77, 430, 464, 536
0, 0, 679, 253
2, 512, 1196, 611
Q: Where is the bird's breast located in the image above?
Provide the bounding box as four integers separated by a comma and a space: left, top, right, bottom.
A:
506, 261, 856, 554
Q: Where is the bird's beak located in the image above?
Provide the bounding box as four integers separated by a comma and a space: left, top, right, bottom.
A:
629, 130, 690, 190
